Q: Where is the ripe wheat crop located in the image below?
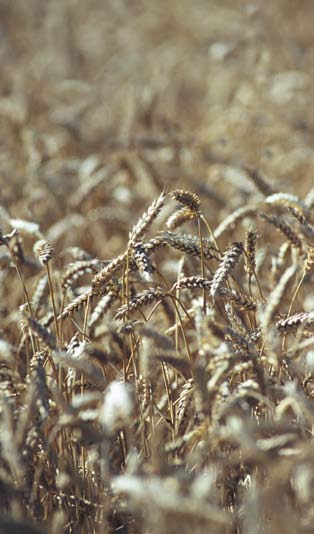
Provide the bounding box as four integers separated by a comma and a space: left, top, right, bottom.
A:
1, 2, 314, 534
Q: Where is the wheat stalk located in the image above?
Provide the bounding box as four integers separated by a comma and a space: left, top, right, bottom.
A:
34, 239, 60, 342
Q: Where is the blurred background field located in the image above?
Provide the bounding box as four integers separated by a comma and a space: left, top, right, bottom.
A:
2, 0, 314, 234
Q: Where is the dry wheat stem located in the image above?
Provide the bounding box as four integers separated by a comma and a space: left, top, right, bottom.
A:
197, 217, 207, 313
144, 293, 194, 361
14, 264, 39, 356
200, 214, 221, 253
46, 262, 60, 344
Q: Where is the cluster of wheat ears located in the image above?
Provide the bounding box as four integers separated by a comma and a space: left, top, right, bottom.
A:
0, 168, 314, 534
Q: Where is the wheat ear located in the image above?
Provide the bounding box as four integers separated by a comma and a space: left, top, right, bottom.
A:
210, 242, 244, 299
128, 190, 166, 247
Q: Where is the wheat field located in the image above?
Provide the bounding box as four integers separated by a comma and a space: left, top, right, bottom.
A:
1, 1, 314, 533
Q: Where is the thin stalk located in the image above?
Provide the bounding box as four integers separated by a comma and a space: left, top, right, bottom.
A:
200, 213, 221, 252
14, 263, 34, 318
14, 263, 37, 356
282, 270, 305, 351
161, 361, 175, 445
287, 270, 305, 319
46, 262, 60, 344
198, 217, 206, 313
146, 294, 193, 362
83, 293, 91, 340
122, 250, 131, 382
